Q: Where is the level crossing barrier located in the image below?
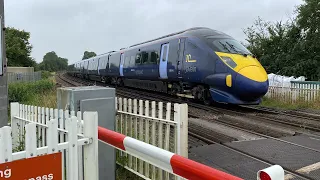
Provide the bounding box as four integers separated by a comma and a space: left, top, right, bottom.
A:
98, 126, 285, 180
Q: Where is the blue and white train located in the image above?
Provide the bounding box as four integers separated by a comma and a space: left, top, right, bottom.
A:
68, 27, 269, 105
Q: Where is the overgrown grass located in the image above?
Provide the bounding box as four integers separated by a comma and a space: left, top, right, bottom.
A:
41, 70, 54, 79
261, 96, 320, 110
8, 78, 57, 108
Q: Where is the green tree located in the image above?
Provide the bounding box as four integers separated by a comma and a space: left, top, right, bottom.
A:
5, 27, 36, 67
38, 51, 68, 72
296, 0, 320, 80
243, 0, 320, 81
82, 51, 96, 60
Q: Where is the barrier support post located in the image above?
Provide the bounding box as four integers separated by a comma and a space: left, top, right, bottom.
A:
83, 111, 99, 180
174, 103, 188, 158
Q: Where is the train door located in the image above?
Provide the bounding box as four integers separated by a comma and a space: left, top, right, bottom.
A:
177, 38, 186, 78
159, 43, 169, 79
120, 53, 124, 76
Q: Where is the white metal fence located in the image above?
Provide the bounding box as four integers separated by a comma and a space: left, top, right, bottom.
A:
266, 81, 320, 103
7, 71, 42, 84
7, 102, 98, 180
115, 97, 188, 180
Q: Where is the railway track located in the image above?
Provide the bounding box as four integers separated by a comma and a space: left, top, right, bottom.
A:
58, 73, 320, 135
58, 73, 320, 139
58, 73, 320, 179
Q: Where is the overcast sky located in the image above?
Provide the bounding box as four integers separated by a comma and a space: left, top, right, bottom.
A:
5, 0, 303, 64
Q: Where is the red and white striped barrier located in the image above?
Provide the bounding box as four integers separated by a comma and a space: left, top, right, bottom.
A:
98, 127, 242, 180
98, 126, 284, 180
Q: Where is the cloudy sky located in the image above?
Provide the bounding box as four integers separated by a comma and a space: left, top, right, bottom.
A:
5, 0, 303, 64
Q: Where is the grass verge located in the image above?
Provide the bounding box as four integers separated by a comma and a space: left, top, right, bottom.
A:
8, 77, 57, 108
261, 96, 320, 110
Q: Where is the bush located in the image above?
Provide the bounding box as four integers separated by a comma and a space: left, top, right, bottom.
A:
9, 79, 55, 104
41, 71, 52, 79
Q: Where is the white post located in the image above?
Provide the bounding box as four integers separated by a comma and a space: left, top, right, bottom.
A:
83, 112, 98, 180
164, 102, 171, 180
25, 123, 37, 158
144, 100, 150, 177
151, 101, 156, 179
59, 109, 65, 180
158, 101, 164, 180
174, 103, 188, 158
0, 126, 13, 163
67, 116, 78, 180
10, 102, 20, 149
47, 119, 58, 154
77, 111, 84, 180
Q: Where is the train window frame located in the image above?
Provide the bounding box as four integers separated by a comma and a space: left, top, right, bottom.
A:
135, 53, 141, 64
162, 46, 168, 62
141, 51, 149, 64
150, 51, 159, 64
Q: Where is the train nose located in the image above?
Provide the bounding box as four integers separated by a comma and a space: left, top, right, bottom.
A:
234, 66, 269, 100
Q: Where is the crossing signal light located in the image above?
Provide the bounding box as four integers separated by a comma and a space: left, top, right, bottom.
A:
257, 165, 284, 180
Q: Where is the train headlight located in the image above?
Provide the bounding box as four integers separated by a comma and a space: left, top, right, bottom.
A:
220, 56, 237, 68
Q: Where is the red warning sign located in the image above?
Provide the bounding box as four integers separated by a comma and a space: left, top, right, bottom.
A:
0, 152, 62, 180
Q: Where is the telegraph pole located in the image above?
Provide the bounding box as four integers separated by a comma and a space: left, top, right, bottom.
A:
0, 0, 8, 128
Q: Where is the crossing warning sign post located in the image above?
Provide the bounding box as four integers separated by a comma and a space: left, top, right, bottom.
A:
0, 152, 62, 180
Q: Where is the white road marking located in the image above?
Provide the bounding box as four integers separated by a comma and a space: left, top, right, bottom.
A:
284, 174, 295, 180
283, 162, 320, 180
310, 137, 320, 141
296, 162, 320, 174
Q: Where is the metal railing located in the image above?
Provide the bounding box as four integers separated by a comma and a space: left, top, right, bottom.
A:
7, 71, 42, 84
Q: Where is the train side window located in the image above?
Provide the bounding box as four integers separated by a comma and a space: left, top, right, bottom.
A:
150, 51, 158, 64
135, 53, 141, 64
130, 55, 135, 66
141, 51, 149, 64
162, 46, 168, 61
188, 42, 198, 49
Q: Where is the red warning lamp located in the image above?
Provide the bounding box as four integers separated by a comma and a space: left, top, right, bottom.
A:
257, 165, 284, 180
259, 171, 271, 180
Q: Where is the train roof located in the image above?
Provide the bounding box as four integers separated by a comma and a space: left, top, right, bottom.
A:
71, 27, 232, 65
128, 27, 231, 48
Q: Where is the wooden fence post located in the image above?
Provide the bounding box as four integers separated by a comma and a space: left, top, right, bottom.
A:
10, 102, 20, 150
25, 123, 37, 158
174, 103, 188, 158
47, 119, 58, 154
83, 112, 98, 180
66, 116, 78, 180
0, 126, 12, 163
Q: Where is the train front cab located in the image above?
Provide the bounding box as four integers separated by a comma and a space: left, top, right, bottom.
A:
206, 53, 269, 105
